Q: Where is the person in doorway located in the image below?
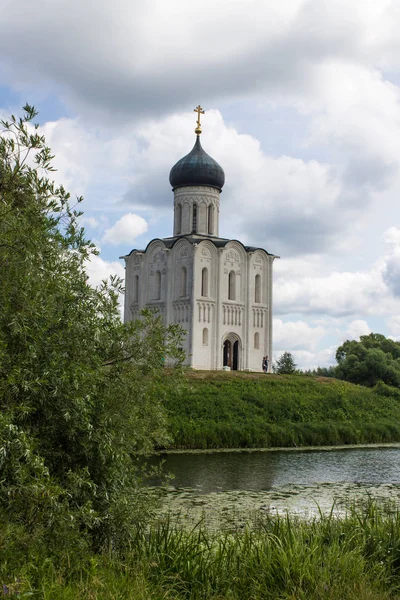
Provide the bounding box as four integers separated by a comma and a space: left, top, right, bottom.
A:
263, 355, 269, 373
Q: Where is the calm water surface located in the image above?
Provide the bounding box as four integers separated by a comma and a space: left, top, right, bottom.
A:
151, 446, 400, 493
148, 446, 400, 524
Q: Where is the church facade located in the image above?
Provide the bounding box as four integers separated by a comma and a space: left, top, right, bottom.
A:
122, 107, 277, 371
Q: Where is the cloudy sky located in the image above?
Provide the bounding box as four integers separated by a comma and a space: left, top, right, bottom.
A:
2, 0, 400, 369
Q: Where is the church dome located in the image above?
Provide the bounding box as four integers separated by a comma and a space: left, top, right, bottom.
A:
169, 136, 225, 191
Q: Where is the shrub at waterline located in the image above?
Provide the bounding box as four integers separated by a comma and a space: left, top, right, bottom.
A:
0, 106, 185, 556
163, 371, 400, 449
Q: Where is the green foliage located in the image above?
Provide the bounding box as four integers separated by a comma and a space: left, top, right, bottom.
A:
162, 372, 400, 449
0, 106, 185, 553
274, 350, 298, 374
2, 503, 400, 599
336, 333, 400, 387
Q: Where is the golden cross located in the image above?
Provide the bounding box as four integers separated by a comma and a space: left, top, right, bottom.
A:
194, 105, 205, 135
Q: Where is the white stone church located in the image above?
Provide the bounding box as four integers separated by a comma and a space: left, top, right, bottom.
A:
122, 107, 278, 371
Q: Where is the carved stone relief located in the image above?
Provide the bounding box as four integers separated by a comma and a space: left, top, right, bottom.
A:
224, 250, 240, 268
154, 251, 166, 263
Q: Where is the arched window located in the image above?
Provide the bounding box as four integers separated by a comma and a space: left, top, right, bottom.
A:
208, 204, 214, 235
255, 274, 261, 303
176, 204, 182, 235
180, 266, 187, 297
202, 327, 209, 346
201, 267, 208, 297
134, 275, 139, 302
254, 332, 260, 349
192, 203, 197, 233
228, 270, 236, 300
155, 270, 161, 300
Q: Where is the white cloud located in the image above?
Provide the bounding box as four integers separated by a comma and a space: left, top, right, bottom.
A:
3, 0, 400, 370
1, 0, 400, 131
41, 118, 93, 193
26, 110, 400, 350
80, 216, 100, 229
273, 318, 327, 352
306, 64, 400, 196
387, 316, 400, 339
102, 213, 148, 246
276, 348, 337, 372
343, 319, 371, 342
120, 109, 367, 255
275, 268, 386, 317
85, 253, 125, 288
273, 225, 400, 327
85, 252, 125, 318
384, 226, 400, 246
383, 247, 400, 297
30, 109, 353, 255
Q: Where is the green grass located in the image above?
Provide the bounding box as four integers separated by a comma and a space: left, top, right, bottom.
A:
3, 502, 400, 599
4, 373, 400, 598
162, 372, 400, 449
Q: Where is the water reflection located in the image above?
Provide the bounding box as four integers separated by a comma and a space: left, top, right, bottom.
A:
149, 447, 400, 494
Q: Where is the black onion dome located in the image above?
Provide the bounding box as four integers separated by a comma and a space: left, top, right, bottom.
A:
169, 136, 225, 191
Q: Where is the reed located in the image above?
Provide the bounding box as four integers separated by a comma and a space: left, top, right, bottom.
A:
2, 502, 400, 599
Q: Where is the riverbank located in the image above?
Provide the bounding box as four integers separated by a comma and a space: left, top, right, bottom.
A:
4, 502, 400, 599
162, 372, 400, 449
160, 442, 400, 454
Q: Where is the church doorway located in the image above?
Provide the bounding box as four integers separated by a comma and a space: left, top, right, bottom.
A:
222, 334, 241, 370
232, 340, 239, 370
223, 340, 232, 368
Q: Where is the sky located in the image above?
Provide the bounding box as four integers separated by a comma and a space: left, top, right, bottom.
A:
1, 0, 400, 370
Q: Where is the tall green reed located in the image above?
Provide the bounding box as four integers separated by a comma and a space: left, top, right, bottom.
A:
2, 502, 400, 599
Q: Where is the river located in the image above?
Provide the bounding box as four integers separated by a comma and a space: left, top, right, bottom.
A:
149, 445, 400, 527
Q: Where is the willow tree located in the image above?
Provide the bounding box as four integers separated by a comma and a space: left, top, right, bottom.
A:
0, 106, 184, 553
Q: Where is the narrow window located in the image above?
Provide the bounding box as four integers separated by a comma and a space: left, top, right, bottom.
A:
254, 332, 260, 349
155, 270, 161, 300
134, 275, 139, 302
208, 204, 214, 235
192, 203, 197, 233
202, 327, 209, 346
176, 204, 182, 235
201, 267, 208, 297
181, 266, 187, 297
228, 270, 236, 300
255, 274, 261, 303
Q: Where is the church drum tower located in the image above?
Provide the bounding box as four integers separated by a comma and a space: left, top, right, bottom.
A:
122, 106, 278, 371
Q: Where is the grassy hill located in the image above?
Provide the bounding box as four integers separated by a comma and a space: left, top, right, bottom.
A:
162, 371, 400, 449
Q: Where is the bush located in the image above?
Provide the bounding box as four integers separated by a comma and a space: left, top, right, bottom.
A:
0, 106, 185, 553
